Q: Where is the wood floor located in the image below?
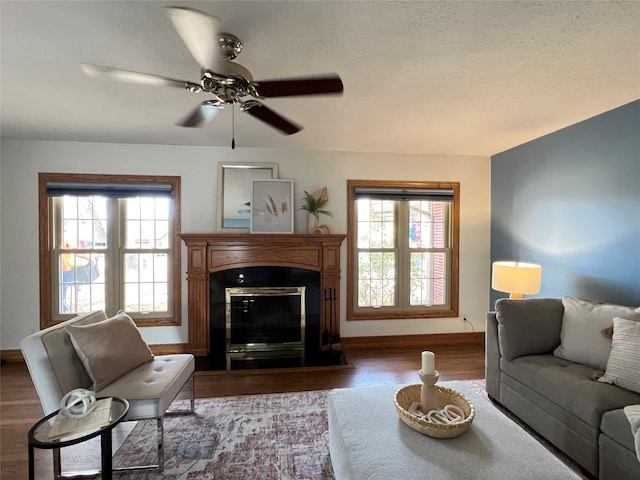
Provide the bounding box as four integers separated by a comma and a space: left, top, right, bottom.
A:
0, 342, 485, 479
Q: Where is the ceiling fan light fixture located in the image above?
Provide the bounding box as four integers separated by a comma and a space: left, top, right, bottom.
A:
218, 32, 243, 60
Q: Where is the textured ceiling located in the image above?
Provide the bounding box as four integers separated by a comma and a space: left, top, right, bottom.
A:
1, 1, 639, 156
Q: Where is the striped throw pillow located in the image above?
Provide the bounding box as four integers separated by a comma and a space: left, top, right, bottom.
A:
598, 317, 640, 394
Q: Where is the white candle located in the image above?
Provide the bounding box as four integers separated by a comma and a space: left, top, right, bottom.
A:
421, 351, 435, 375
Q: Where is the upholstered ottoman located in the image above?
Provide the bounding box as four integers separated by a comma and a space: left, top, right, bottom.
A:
327, 382, 582, 480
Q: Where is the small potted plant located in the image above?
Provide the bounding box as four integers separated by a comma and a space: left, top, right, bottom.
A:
300, 187, 333, 233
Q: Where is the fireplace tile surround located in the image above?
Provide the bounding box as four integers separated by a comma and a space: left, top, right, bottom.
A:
180, 234, 346, 361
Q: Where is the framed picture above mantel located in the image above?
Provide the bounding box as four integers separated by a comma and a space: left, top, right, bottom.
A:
217, 162, 278, 232
250, 179, 294, 234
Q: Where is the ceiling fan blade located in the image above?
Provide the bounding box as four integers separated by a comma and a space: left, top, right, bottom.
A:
166, 6, 222, 72
242, 102, 302, 135
255, 75, 343, 98
81, 63, 199, 90
176, 102, 219, 127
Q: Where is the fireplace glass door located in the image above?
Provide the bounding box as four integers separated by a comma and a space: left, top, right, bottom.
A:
225, 286, 306, 370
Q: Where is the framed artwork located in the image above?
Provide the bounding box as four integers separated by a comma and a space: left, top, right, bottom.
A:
250, 179, 294, 234
217, 162, 279, 231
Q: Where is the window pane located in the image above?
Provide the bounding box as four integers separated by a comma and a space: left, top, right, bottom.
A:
126, 220, 141, 248
139, 221, 155, 249
127, 197, 141, 219
156, 197, 170, 220
154, 253, 168, 282
59, 252, 104, 314
155, 221, 169, 248
124, 252, 168, 313
59, 194, 106, 314
125, 282, 140, 312
409, 252, 447, 306
125, 253, 139, 282
432, 251, 447, 304
409, 201, 448, 248
125, 197, 171, 249
357, 251, 396, 307
139, 253, 154, 282
138, 283, 154, 312
154, 283, 168, 311
357, 199, 395, 248
62, 196, 108, 249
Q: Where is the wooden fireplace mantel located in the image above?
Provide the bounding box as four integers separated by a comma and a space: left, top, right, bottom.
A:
180, 233, 346, 356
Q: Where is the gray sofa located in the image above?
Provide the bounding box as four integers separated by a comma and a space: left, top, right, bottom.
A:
486, 297, 640, 479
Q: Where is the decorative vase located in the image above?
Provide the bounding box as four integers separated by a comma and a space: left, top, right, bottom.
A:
307, 213, 318, 233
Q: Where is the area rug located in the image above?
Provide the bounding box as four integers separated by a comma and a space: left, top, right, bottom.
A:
105, 380, 487, 480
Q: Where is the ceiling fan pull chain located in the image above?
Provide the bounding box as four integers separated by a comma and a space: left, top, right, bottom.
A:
231, 104, 236, 150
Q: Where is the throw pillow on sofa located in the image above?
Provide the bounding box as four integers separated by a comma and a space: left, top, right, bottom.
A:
598, 317, 640, 394
553, 297, 640, 371
67, 310, 154, 390
495, 298, 564, 360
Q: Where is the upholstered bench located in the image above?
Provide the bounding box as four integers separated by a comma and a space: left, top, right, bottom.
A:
327, 382, 582, 480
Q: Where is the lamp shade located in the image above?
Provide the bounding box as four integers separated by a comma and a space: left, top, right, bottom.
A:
492, 261, 542, 299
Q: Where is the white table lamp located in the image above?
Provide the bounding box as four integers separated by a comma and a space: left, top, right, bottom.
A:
492, 261, 542, 299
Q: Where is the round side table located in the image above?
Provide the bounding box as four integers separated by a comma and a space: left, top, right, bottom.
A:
27, 397, 129, 480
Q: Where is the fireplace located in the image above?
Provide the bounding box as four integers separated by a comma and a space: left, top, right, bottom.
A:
180, 233, 346, 370
211, 266, 318, 370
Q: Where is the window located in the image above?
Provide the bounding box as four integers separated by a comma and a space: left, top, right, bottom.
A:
347, 180, 459, 320
38, 173, 181, 329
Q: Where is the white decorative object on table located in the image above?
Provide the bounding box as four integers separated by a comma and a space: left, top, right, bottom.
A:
60, 388, 96, 419
426, 404, 465, 424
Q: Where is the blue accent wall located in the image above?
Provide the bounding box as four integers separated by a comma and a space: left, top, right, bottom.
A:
491, 100, 640, 307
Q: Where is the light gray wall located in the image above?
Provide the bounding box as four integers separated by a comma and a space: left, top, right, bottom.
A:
0, 139, 491, 349
491, 100, 640, 307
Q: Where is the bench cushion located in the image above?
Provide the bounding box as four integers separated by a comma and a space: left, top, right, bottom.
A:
97, 354, 194, 419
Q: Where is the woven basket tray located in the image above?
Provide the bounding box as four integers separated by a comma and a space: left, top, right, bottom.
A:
394, 384, 475, 438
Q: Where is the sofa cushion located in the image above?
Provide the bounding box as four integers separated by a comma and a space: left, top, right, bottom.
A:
495, 298, 563, 360
623, 406, 640, 462
553, 297, 640, 371
501, 354, 640, 428
601, 408, 637, 456
67, 311, 154, 391
598, 317, 640, 394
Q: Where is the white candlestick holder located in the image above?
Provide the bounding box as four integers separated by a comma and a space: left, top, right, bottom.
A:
419, 369, 440, 413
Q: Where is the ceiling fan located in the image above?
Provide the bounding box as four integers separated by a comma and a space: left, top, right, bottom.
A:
81, 6, 343, 137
